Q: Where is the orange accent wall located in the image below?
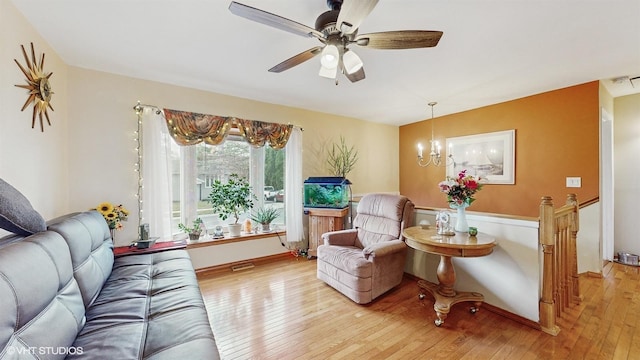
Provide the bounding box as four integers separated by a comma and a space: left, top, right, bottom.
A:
399, 81, 600, 217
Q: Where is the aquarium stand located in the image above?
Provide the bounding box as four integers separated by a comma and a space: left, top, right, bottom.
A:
307, 207, 349, 259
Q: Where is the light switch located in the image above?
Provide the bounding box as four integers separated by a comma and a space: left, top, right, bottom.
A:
566, 177, 581, 188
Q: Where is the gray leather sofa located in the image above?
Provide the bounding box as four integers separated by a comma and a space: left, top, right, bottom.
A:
0, 210, 220, 359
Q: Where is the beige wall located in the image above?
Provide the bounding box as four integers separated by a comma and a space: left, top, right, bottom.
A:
599, 82, 614, 115
0, 0, 70, 237
66, 67, 399, 242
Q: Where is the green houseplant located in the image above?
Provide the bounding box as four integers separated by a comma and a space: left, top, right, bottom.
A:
178, 218, 203, 240
207, 174, 256, 237
251, 207, 280, 232
326, 135, 359, 178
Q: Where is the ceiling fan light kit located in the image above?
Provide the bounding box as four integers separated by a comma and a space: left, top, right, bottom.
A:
342, 50, 363, 74
228, 0, 442, 83
319, 64, 338, 79
320, 44, 340, 69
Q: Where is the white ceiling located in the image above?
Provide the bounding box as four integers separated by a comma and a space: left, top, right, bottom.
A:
11, 0, 640, 126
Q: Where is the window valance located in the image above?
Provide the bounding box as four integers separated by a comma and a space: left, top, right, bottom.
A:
163, 108, 293, 149
235, 118, 293, 150
163, 109, 231, 146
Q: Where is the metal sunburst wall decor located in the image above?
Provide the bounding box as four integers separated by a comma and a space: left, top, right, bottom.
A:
14, 42, 54, 132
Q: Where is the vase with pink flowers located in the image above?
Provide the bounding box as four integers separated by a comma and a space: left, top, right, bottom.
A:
437, 170, 483, 232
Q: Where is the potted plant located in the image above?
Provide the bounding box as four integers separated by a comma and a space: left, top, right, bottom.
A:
251, 207, 280, 232
178, 218, 204, 240
207, 174, 256, 237
326, 135, 358, 179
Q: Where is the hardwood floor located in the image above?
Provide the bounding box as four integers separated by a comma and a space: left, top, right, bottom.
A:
197, 258, 640, 360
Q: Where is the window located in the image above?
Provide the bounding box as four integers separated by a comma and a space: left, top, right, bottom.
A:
170, 134, 285, 234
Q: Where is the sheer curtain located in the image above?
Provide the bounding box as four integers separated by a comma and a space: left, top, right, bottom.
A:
250, 145, 266, 210
285, 128, 304, 247
141, 108, 173, 240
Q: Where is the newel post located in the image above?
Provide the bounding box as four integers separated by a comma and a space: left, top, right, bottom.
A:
566, 193, 583, 304
539, 196, 560, 335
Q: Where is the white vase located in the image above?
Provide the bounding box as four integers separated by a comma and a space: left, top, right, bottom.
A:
228, 223, 242, 237
451, 203, 469, 232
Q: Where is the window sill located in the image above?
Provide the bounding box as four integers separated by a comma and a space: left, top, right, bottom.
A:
185, 230, 286, 249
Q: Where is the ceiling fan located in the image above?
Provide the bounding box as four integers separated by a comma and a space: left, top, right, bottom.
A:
228, 0, 443, 83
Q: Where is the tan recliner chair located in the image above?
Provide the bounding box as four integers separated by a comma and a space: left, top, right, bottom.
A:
316, 193, 415, 304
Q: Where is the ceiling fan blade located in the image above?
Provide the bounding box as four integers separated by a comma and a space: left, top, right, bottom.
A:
355, 30, 443, 49
336, 0, 379, 35
229, 1, 325, 39
343, 64, 365, 83
268, 46, 323, 73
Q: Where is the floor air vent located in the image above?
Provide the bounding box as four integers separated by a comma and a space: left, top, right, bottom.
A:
231, 262, 255, 271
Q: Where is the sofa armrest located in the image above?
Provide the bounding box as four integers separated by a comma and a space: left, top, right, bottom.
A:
363, 240, 406, 259
322, 229, 358, 246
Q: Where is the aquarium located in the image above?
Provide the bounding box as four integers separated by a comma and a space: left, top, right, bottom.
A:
303, 177, 351, 209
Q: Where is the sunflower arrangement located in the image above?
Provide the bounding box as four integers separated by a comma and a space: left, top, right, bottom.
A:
96, 202, 129, 230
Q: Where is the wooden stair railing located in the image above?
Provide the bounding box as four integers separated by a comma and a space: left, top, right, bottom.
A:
539, 194, 583, 336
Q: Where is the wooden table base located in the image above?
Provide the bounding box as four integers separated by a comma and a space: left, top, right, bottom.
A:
417, 279, 484, 327
402, 227, 496, 327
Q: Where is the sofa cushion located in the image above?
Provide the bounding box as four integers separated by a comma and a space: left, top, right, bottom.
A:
48, 210, 114, 308
0, 178, 46, 236
69, 250, 219, 359
0, 231, 85, 358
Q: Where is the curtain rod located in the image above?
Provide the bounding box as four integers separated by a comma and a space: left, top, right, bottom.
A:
132, 101, 304, 131
133, 102, 162, 115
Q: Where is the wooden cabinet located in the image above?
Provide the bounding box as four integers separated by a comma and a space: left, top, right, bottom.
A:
307, 207, 349, 258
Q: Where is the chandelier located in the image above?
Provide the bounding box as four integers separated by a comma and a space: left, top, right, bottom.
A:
417, 102, 454, 167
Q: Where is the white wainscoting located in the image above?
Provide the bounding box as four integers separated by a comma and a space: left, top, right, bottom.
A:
407, 209, 541, 321
407, 202, 601, 323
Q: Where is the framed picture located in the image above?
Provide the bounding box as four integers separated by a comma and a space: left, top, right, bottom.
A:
446, 130, 515, 184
